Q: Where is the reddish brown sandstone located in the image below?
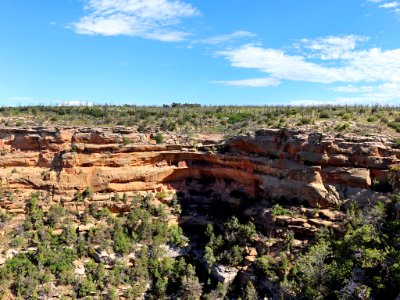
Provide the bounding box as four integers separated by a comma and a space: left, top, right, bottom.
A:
0, 127, 398, 213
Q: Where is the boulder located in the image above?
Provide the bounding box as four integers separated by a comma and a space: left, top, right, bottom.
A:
73, 260, 86, 275
212, 264, 239, 284
321, 167, 371, 188
0, 249, 19, 265
91, 248, 116, 265
159, 244, 188, 259
308, 218, 334, 227
319, 209, 342, 221
244, 255, 256, 266
78, 223, 95, 232
288, 225, 317, 236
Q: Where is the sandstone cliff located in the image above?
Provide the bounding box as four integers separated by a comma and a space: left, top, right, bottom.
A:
0, 127, 398, 214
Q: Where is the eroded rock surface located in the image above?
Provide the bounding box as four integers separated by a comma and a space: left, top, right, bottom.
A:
0, 127, 398, 213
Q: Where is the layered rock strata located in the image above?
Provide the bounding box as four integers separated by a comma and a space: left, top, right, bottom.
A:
0, 127, 398, 214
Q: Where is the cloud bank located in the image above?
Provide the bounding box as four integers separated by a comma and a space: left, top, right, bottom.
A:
218, 37, 400, 85
369, 0, 400, 16
215, 35, 400, 103
73, 0, 199, 41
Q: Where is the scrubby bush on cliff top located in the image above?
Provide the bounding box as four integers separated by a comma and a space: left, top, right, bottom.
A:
2, 104, 400, 137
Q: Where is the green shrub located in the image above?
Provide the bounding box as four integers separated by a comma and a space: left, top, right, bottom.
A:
388, 122, 400, 132
122, 192, 129, 203
227, 113, 251, 124
113, 193, 120, 202
222, 245, 244, 266
47, 204, 66, 227
113, 224, 131, 255
70, 144, 78, 152
319, 111, 331, 119
270, 204, 294, 216
0, 254, 41, 298
76, 278, 96, 297
123, 137, 131, 145
154, 134, 164, 144
298, 117, 312, 125
83, 187, 94, 199
392, 137, 400, 149
335, 122, 350, 131
342, 114, 351, 121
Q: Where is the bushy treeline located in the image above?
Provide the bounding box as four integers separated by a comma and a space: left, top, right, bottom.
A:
1, 104, 400, 137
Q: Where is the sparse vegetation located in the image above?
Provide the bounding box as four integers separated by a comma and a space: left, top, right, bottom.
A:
153, 133, 164, 144
1, 104, 400, 138
271, 204, 295, 216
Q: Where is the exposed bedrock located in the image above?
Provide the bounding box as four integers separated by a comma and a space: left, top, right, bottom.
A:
0, 127, 398, 213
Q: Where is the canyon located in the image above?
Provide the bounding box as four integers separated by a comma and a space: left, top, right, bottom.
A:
0, 127, 397, 215
0, 125, 397, 242
1, 126, 399, 299
0, 127, 397, 204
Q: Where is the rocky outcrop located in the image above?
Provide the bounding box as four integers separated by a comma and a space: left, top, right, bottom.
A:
0, 127, 398, 213
227, 129, 398, 207
212, 264, 239, 284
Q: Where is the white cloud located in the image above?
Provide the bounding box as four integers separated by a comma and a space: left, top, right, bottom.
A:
288, 95, 400, 106
217, 40, 400, 85
195, 31, 256, 46
217, 45, 341, 84
379, 1, 400, 8
59, 100, 94, 106
332, 82, 400, 102
287, 99, 338, 106
73, 0, 199, 41
214, 77, 281, 88
332, 85, 375, 93
215, 34, 400, 105
300, 35, 369, 60
369, 0, 400, 16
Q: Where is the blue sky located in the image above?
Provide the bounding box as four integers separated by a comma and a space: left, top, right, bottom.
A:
1, 0, 400, 106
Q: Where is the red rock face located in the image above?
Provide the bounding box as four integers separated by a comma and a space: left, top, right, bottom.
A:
0, 127, 398, 213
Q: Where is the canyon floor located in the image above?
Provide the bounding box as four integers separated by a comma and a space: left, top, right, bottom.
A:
0, 107, 399, 299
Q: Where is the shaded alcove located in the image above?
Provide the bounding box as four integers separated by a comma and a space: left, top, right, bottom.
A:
161, 171, 274, 298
